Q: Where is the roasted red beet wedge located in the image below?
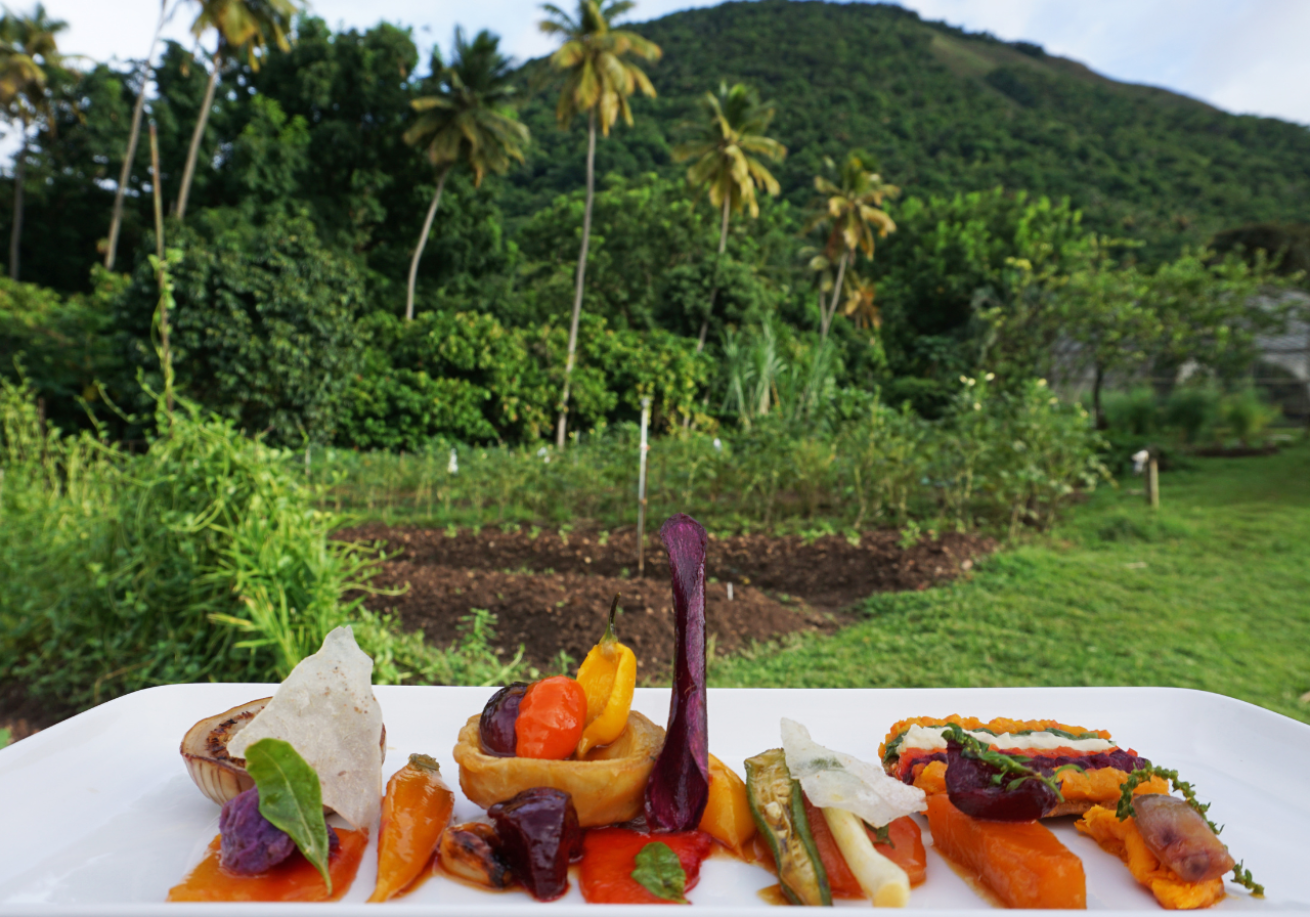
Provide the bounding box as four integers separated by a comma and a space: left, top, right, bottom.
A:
944, 739, 1060, 822
479, 682, 529, 757
488, 787, 583, 901
644, 513, 711, 833
1134, 794, 1234, 883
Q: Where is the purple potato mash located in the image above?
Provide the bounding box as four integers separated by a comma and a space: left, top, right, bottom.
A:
218, 788, 340, 875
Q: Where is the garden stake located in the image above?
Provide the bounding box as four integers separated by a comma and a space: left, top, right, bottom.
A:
637, 396, 652, 577
1147, 456, 1160, 509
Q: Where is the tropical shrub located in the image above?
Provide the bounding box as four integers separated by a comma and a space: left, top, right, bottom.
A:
0, 376, 524, 712
114, 209, 366, 445
338, 310, 711, 450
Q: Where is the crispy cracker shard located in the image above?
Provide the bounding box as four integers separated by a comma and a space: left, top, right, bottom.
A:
227, 626, 383, 831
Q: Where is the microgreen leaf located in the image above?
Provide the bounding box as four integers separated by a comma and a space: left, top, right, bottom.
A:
244, 738, 332, 893
631, 841, 688, 904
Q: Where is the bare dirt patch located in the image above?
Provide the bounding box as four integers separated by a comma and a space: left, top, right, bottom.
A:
338, 524, 995, 675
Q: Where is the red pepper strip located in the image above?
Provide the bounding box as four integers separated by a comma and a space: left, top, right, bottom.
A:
579, 827, 714, 904
802, 793, 929, 894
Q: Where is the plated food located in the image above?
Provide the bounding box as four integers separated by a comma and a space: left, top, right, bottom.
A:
164, 512, 1267, 909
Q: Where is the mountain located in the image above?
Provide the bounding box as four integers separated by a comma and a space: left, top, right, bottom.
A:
505, 0, 1310, 261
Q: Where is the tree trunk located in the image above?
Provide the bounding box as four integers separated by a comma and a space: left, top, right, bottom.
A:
695, 195, 732, 353
821, 250, 849, 339
10, 126, 27, 281
555, 109, 597, 450
175, 51, 220, 222
105, 0, 169, 270
405, 167, 449, 322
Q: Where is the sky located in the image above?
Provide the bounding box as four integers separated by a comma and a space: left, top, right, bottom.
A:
33, 0, 1310, 127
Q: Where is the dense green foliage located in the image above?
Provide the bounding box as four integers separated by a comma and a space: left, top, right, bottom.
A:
0, 1, 1304, 450
508, 1, 1310, 262
0, 377, 525, 710
319, 374, 1106, 538
712, 440, 1310, 725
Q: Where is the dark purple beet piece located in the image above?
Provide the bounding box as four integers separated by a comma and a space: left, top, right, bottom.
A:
644, 513, 710, 832
900, 747, 1150, 785
487, 787, 582, 901
479, 682, 529, 757
944, 740, 1060, 822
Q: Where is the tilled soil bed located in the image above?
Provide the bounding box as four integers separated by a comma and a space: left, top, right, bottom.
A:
338, 524, 994, 675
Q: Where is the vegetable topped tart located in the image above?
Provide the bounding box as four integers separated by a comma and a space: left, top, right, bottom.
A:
880, 714, 1169, 816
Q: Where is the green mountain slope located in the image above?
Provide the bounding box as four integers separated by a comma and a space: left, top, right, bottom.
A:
506, 0, 1310, 260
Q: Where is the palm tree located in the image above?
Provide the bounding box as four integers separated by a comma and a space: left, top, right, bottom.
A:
402, 28, 529, 322
0, 4, 67, 281
539, 0, 660, 448
673, 82, 785, 351
804, 153, 899, 339
840, 273, 880, 331
175, 0, 296, 221
104, 0, 173, 271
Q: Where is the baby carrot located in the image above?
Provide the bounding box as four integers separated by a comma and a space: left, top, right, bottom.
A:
367, 754, 455, 903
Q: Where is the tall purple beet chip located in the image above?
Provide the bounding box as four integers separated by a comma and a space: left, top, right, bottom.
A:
644, 512, 710, 832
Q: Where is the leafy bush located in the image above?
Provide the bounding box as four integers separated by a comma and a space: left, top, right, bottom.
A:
0, 376, 525, 712
1104, 387, 1162, 437
337, 310, 710, 450
114, 210, 366, 445
1219, 388, 1280, 446
1163, 385, 1221, 444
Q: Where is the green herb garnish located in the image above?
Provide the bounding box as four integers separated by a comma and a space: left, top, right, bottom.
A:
941, 724, 1065, 801
1116, 764, 1263, 897
869, 822, 893, 847
245, 738, 333, 893
631, 841, 689, 904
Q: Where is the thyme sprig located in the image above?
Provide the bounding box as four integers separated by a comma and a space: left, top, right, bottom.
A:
940, 724, 1065, 801
1117, 764, 1263, 897
1231, 861, 1264, 897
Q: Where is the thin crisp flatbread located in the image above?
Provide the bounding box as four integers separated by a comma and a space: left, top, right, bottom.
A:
781, 718, 925, 828
227, 626, 383, 831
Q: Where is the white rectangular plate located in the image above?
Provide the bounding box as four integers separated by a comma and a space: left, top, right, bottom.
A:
0, 685, 1306, 915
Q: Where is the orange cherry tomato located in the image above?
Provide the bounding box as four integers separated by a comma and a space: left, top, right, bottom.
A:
515, 676, 588, 759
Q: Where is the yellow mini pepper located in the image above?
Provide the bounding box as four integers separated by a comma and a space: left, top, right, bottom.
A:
574, 594, 637, 757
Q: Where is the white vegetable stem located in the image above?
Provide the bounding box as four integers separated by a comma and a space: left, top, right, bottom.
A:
822, 807, 910, 908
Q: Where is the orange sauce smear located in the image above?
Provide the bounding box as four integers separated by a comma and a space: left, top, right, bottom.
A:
167, 829, 367, 902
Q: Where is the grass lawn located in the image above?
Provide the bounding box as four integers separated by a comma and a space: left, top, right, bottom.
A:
711, 440, 1310, 724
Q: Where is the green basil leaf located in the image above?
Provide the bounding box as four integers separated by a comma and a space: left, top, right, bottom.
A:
631, 841, 688, 904
244, 738, 332, 894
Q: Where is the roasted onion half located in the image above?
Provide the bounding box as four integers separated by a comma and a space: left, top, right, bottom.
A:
452, 711, 664, 827
180, 698, 270, 805
181, 698, 386, 806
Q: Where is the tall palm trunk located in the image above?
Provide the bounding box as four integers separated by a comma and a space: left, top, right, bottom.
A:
175, 51, 220, 221
405, 166, 450, 322
820, 250, 849, 339
695, 195, 732, 353
555, 108, 596, 450
10, 123, 27, 281
105, 0, 170, 270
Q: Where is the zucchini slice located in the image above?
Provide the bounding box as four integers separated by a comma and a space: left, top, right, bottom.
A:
744, 748, 832, 906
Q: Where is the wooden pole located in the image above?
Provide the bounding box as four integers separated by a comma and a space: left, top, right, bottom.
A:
636, 397, 651, 578
1146, 456, 1159, 510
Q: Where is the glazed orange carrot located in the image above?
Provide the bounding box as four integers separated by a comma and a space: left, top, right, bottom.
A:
876, 816, 927, 887
926, 794, 1085, 909
367, 754, 455, 902
168, 830, 367, 902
